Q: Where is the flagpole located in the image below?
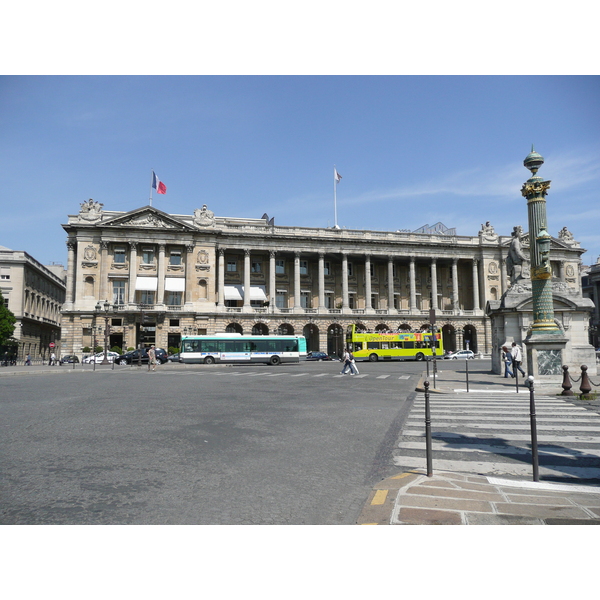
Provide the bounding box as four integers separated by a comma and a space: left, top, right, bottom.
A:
149, 170, 153, 207
333, 165, 338, 228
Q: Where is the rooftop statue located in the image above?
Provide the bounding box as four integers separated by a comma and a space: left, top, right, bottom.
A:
506, 225, 528, 285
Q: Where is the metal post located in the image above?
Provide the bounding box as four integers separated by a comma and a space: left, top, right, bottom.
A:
514, 362, 519, 393
424, 380, 433, 477
527, 376, 539, 482
465, 359, 469, 393
580, 365, 592, 399
561, 365, 573, 396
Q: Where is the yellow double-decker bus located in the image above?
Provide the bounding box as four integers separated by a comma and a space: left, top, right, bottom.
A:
346, 324, 443, 362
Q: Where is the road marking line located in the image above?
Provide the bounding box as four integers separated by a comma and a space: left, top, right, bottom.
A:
371, 490, 389, 505
376, 375, 390, 379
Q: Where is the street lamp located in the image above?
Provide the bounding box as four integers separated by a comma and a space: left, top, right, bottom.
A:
95, 300, 116, 365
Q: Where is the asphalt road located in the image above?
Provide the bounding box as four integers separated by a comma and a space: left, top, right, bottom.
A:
0, 358, 440, 525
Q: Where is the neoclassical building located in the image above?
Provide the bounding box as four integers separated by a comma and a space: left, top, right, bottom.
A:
0, 244, 66, 360
60, 200, 587, 358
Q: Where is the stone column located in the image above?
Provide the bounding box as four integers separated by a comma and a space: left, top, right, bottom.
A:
452, 258, 459, 312
342, 253, 349, 310
217, 248, 225, 308
500, 256, 508, 296
65, 240, 76, 306
269, 250, 276, 311
294, 252, 301, 311
409, 257, 417, 312
185, 245, 194, 305
128, 242, 137, 304
559, 261, 566, 282
99, 240, 109, 303
243, 249, 251, 309
318, 252, 325, 309
364, 255, 372, 311
388, 257, 394, 311
472, 259, 480, 311
430, 258, 438, 311
157, 244, 166, 305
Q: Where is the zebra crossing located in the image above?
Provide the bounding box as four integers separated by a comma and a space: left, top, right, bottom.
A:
395, 393, 600, 481
187, 370, 412, 381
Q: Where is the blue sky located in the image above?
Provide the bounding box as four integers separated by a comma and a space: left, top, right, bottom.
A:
2, 75, 599, 268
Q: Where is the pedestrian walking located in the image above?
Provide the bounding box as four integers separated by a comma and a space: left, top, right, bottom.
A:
511, 342, 526, 377
25, 353, 32, 366
50, 352, 56, 366
501, 346, 513, 378
341, 348, 358, 375
148, 345, 157, 372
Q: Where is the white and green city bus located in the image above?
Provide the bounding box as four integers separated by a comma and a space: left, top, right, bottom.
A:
179, 333, 307, 365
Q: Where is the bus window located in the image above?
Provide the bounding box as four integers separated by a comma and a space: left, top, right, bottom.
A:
404, 341, 414, 349
352, 342, 363, 352
367, 342, 379, 349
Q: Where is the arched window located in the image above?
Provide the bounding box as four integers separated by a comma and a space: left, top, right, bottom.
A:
252, 323, 269, 335
226, 322, 243, 334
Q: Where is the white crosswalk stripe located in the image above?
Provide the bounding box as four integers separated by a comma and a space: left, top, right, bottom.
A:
197, 371, 411, 380
395, 393, 600, 481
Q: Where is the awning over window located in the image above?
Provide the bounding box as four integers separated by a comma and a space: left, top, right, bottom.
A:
165, 277, 185, 292
223, 285, 267, 301
224, 285, 244, 301
135, 277, 158, 291
248, 285, 267, 301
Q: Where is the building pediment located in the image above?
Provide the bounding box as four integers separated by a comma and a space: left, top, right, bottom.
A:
101, 207, 197, 231
500, 232, 570, 251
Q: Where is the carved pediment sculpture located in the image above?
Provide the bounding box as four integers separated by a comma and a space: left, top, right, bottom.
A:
193, 205, 215, 227
78, 199, 103, 223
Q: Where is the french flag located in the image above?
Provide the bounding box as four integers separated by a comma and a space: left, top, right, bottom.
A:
152, 171, 167, 194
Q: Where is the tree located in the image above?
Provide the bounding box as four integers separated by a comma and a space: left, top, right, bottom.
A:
0, 289, 16, 346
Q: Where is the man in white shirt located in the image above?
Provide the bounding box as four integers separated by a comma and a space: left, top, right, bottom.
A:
511, 342, 526, 377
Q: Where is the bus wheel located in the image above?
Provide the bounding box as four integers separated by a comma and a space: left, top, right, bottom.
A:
415, 353, 425, 361
270, 355, 281, 365
204, 356, 216, 365
369, 354, 378, 362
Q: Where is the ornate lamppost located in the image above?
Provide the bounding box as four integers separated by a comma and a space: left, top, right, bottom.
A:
521, 147, 567, 376
95, 300, 116, 365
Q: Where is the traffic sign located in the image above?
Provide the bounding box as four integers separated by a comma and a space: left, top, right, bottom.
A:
49, 342, 55, 348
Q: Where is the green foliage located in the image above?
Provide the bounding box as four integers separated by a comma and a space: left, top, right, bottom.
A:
168, 346, 179, 355
111, 346, 122, 354
0, 289, 16, 346
127, 347, 135, 352
94, 346, 103, 354
82, 346, 91, 353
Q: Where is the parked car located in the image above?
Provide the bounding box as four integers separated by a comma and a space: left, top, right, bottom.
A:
304, 351, 334, 361
444, 350, 475, 360
83, 351, 120, 364
167, 352, 180, 362
116, 348, 168, 365
60, 355, 80, 364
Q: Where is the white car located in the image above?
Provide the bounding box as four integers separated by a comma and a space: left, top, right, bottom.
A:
83, 351, 120, 364
445, 350, 475, 360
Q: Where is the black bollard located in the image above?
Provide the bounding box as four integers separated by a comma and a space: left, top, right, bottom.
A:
424, 380, 433, 477
527, 376, 539, 482
580, 365, 592, 400
561, 365, 573, 396
465, 359, 469, 393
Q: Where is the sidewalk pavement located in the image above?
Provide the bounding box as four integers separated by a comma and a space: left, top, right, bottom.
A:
358, 362, 600, 525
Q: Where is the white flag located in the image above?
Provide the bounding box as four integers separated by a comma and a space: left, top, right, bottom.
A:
334, 168, 342, 183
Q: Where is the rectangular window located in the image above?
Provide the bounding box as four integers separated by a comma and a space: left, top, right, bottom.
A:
325, 294, 334, 309
300, 291, 310, 308
169, 252, 182, 266
369, 264, 374, 278
371, 294, 377, 308
142, 248, 155, 264
275, 260, 285, 274
227, 260, 237, 272
113, 280, 126, 304
111, 318, 123, 326
138, 290, 155, 305
276, 292, 286, 308
167, 291, 182, 306
348, 295, 355, 309
300, 260, 308, 275
324, 261, 331, 276
1, 267, 11, 280
347, 262, 354, 276
169, 319, 180, 327
251, 261, 262, 273
114, 248, 126, 264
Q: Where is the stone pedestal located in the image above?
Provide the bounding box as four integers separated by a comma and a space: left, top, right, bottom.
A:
524, 332, 568, 379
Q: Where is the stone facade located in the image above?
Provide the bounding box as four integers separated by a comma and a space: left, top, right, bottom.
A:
0, 244, 66, 360
60, 201, 588, 360
582, 257, 600, 351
